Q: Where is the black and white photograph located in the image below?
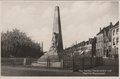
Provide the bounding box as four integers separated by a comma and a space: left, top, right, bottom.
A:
1, 0, 119, 77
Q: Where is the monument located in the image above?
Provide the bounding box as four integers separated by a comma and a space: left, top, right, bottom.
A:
49, 6, 63, 61
32, 6, 63, 67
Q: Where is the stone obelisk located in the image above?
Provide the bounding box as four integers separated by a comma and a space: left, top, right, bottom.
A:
48, 6, 63, 61
36, 6, 63, 64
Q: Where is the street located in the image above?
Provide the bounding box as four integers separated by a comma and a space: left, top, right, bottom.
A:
1, 64, 118, 76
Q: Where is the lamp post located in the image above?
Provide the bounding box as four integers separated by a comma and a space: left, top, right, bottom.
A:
82, 51, 84, 71
71, 48, 75, 72
81, 47, 86, 72
72, 52, 75, 72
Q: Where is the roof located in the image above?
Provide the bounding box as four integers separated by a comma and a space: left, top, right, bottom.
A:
110, 21, 119, 30
96, 23, 113, 35
114, 21, 119, 27
96, 28, 105, 35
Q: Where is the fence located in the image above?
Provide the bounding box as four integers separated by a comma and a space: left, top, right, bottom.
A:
63, 56, 103, 70
1, 56, 104, 70
1, 57, 38, 66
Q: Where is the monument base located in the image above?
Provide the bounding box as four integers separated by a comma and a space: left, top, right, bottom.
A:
32, 61, 62, 68
32, 62, 47, 67
31, 52, 63, 68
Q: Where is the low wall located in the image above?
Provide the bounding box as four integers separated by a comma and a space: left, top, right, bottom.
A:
103, 57, 118, 65
50, 62, 61, 68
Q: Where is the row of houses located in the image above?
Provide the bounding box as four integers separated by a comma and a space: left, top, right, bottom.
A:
96, 21, 119, 58
63, 37, 96, 58
63, 21, 119, 58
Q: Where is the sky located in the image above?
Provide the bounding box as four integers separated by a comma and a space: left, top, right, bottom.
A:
1, 1, 119, 51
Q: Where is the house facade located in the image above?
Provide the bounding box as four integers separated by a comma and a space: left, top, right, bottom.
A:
96, 32, 104, 57
110, 21, 119, 58
103, 23, 113, 57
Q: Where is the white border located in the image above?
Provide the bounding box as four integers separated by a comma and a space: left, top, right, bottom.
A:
0, 0, 120, 79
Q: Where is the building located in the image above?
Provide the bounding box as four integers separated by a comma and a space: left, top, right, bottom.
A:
103, 22, 113, 57
96, 28, 104, 57
96, 23, 113, 57
96, 22, 119, 58
63, 37, 96, 58
110, 21, 119, 58
91, 37, 97, 56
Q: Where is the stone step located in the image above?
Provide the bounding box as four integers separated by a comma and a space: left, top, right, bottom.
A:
31, 62, 62, 68
31, 62, 47, 67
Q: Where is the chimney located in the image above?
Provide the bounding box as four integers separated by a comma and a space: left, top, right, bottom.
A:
75, 41, 77, 45
41, 42, 43, 52
100, 27, 102, 31
110, 22, 113, 26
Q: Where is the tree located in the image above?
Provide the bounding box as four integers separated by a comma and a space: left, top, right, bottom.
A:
1, 29, 43, 58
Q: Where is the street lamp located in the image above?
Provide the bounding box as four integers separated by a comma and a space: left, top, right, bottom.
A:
82, 51, 84, 71
72, 52, 74, 72
71, 47, 76, 72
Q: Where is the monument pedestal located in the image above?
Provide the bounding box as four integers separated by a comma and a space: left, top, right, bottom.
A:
32, 51, 62, 68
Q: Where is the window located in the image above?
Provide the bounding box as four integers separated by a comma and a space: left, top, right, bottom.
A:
113, 30, 115, 36
117, 48, 118, 54
109, 46, 111, 52
116, 37, 119, 44
113, 38, 115, 45
116, 28, 119, 34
